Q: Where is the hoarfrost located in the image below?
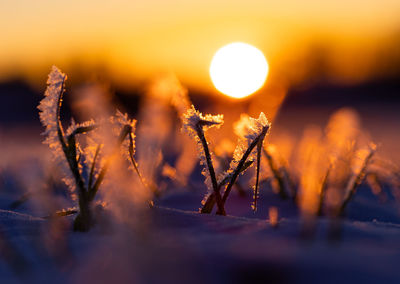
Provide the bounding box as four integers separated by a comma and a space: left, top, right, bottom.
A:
37, 66, 76, 198
220, 112, 270, 185
182, 105, 223, 195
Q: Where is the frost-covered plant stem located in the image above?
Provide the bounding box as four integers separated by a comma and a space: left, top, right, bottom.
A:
221, 127, 268, 206
195, 125, 226, 215
67, 119, 137, 231
182, 105, 225, 214
201, 125, 269, 214
253, 141, 262, 212
39, 67, 144, 232
200, 160, 253, 213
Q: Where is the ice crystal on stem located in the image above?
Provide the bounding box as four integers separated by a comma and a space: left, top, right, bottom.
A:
234, 112, 270, 144
66, 119, 97, 137
183, 105, 223, 134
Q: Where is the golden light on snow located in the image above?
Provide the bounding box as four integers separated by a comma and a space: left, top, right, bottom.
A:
210, 42, 269, 99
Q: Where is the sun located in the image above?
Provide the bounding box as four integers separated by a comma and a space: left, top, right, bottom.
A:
209, 42, 269, 99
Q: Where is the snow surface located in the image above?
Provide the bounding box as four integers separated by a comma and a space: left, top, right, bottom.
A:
1, 187, 400, 284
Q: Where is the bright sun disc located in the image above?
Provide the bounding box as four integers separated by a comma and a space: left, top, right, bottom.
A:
210, 42, 269, 99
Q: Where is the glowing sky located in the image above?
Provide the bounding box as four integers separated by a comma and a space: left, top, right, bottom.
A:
1, 0, 399, 89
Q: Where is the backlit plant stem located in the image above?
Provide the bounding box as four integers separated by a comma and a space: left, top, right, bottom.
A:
200, 161, 253, 213
201, 126, 269, 214
221, 128, 268, 206
252, 140, 262, 212
195, 124, 226, 215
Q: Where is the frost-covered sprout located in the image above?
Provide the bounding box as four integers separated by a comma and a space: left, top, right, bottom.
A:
200, 112, 271, 214
38, 66, 141, 232
182, 105, 226, 214
39, 66, 95, 231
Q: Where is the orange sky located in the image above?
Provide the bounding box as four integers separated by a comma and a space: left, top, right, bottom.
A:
1, 0, 399, 91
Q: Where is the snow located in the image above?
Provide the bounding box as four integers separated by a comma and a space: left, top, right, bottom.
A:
1, 202, 400, 283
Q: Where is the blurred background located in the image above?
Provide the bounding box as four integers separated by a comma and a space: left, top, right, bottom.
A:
0, 0, 400, 159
